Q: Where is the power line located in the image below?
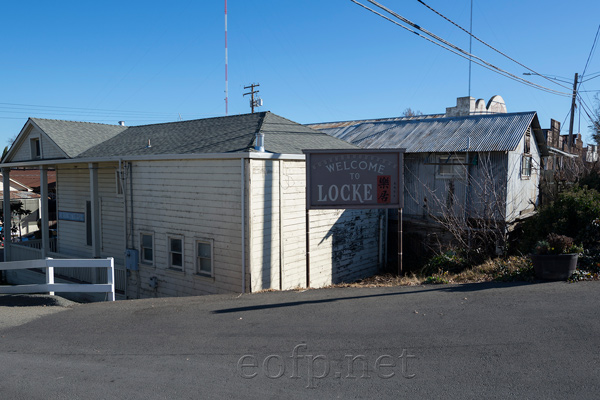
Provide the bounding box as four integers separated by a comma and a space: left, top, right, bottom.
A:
351, 0, 571, 97
416, 0, 572, 91
581, 24, 600, 81
0, 102, 178, 117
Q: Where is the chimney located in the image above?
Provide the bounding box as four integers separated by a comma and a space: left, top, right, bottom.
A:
255, 132, 265, 152
118, 121, 126, 126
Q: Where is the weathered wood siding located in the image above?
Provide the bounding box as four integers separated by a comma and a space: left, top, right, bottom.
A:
10, 125, 65, 162
128, 159, 243, 298
506, 135, 540, 221
248, 159, 383, 291
403, 152, 509, 221
55, 163, 125, 266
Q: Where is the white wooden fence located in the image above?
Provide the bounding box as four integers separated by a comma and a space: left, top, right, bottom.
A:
0, 258, 115, 301
9, 242, 126, 294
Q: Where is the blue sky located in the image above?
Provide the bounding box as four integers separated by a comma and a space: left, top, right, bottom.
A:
1, 0, 599, 147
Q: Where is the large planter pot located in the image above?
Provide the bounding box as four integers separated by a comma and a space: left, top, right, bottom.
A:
530, 254, 579, 281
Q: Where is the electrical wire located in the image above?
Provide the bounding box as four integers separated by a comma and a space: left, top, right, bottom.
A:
350, 0, 571, 97
582, 71, 600, 82
416, 0, 572, 91
365, 0, 571, 95
581, 24, 600, 81
353, 0, 572, 97
0, 102, 179, 117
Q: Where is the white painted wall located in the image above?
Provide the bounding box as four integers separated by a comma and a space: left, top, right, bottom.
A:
128, 158, 243, 298
248, 159, 382, 291
52, 157, 383, 298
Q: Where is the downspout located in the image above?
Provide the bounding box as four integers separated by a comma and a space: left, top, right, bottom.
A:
129, 162, 134, 248
129, 162, 140, 299
119, 159, 128, 299
241, 157, 246, 294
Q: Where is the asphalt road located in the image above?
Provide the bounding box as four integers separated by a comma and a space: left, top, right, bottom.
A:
1, 281, 599, 399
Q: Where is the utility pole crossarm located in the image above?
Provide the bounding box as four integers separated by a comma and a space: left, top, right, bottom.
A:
243, 83, 260, 113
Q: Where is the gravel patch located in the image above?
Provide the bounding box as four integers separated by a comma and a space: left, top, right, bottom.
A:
0, 294, 79, 330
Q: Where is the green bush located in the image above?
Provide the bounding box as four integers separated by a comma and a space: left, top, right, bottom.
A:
424, 275, 449, 284
518, 187, 600, 253
421, 250, 468, 276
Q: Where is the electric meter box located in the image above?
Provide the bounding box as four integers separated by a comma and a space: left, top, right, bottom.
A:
126, 249, 139, 271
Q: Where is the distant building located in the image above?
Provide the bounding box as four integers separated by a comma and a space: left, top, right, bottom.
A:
309, 96, 549, 263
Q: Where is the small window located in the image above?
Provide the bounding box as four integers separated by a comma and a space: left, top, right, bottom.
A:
116, 170, 123, 195
30, 138, 41, 159
196, 240, 213, 276
522, 155, 532, 178
437, 155, 465, 179
168, 236, 184, 270
140, 233, 154, 264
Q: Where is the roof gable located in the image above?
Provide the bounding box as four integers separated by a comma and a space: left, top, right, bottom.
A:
30, 118, 127, 158
3, 120, 69, 163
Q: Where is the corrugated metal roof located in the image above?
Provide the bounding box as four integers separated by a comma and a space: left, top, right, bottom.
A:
312, 112, 539, 153
306, 113, 445, 130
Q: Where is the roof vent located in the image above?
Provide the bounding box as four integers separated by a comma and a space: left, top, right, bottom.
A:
118, 121, 126, 126
255, 132, 265, 152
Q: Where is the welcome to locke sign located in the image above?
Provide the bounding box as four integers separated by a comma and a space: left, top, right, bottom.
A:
303, 149, 404, 210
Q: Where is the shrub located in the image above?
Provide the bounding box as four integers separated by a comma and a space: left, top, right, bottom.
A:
420, 250, 468, 276
518, 187, 600, 252
492, 257, 535, 282
424, 274, 449, 284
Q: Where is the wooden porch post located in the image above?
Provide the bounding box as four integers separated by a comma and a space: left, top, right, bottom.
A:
2, 167, 11, 261
40, 167, 49, 258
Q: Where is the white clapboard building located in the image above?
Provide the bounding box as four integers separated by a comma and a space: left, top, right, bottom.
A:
1, 112, 386, 298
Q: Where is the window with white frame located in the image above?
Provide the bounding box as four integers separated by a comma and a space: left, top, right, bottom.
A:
140, 233, 154, 264
168, 236, 184, 270
437, 155, 465, 178
196, 240, 213, 276
522, 127, 533, 179
524, 127, 531, 154
522, 154, 532, 178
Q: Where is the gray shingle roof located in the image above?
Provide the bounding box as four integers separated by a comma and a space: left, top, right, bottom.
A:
27, 112, 356, 160
310, 112, 544, 154
30, 118, 127, 158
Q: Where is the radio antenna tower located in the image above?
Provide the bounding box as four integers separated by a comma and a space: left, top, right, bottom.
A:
224, 0, 229, 115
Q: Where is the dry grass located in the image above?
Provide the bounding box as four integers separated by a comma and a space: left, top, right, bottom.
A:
328, 256, 535, 288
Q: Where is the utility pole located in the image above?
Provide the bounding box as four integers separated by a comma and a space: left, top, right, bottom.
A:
568, 72, 579, 153
243, 83, 261, 113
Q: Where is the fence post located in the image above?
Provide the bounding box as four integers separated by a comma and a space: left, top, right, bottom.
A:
45, 257, 54, 296
107, 258, 115, 301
